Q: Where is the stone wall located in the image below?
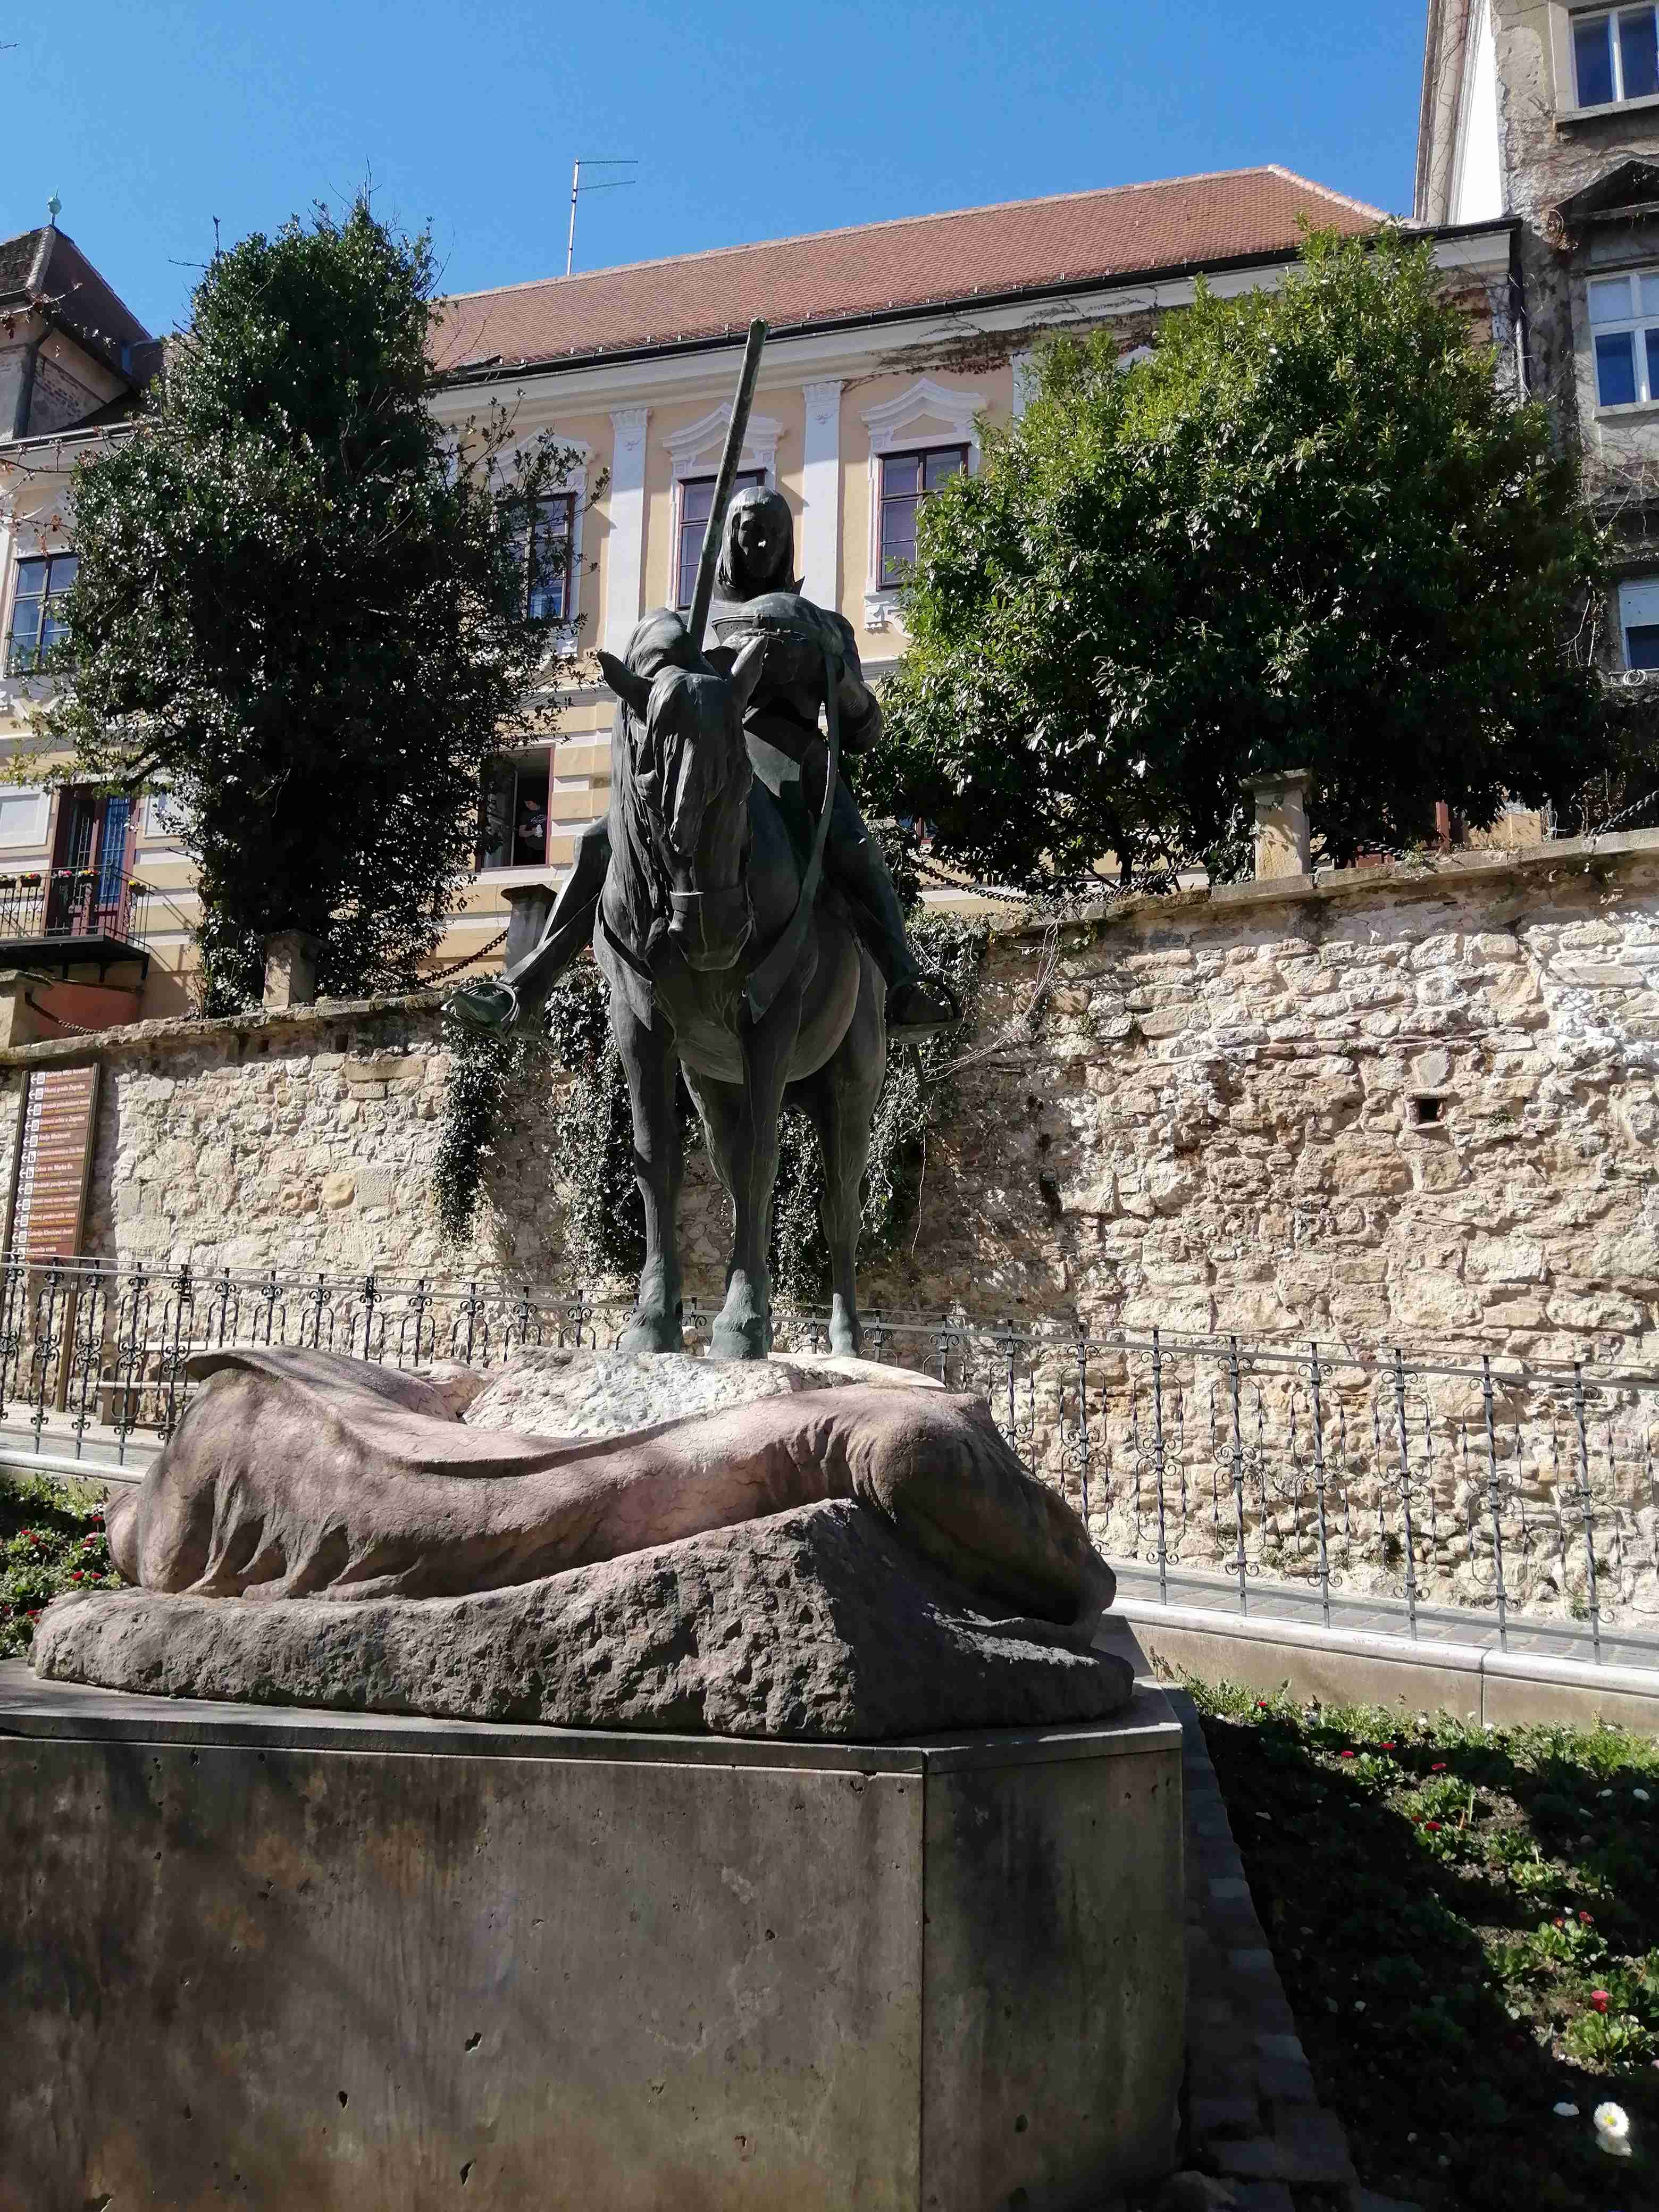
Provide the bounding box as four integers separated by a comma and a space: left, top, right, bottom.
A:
885, 830, 1659, 1368
2, 831, 1658, 1370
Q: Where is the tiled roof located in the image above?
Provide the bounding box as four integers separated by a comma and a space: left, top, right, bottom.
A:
0, 224, 154, 367
433, 166, 1385, 376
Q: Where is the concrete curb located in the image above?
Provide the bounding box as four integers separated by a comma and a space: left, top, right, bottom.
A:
1121, 1596, 1659, 1734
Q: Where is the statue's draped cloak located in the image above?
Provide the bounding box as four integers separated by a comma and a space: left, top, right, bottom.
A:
105, 1347, 1111, 1629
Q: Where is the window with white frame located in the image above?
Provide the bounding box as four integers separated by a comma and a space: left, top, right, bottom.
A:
0, 788, 47, 848
523, 492, 576, 623
877, 447, 967, 587
1618, 576, 1659, 666
145, 787, 191, 839
7, 552, 77, 675
477, 751, 553, 872
675, 471, 763, 609
1572, 5, 1659, 104
1588, 269, 1659, 405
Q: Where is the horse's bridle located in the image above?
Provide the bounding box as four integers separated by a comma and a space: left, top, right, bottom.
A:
611, 636, 839, 1020
666, 883, 753, 967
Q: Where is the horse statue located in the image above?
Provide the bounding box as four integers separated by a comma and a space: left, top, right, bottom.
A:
574, 602, 887, 1361
449, 323, 927, 1360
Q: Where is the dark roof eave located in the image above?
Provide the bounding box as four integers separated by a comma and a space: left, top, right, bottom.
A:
433, 231, 1401, 391
0, 291, 145, 390
0, 416, 137, 460
1403, 212, 1521, 244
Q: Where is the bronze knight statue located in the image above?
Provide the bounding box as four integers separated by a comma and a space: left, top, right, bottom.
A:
449, 321, 957, 1360
453, 492, 954, 1039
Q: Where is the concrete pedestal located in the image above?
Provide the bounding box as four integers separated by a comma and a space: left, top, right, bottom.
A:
0, 1657, 1183, 2212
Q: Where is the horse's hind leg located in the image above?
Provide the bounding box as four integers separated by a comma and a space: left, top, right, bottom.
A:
684, 1004, 794, 1362
611, 993, 685, 1356
800, 950, 887, 1358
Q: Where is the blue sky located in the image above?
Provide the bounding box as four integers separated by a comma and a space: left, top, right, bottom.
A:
13, 1, 1426, 337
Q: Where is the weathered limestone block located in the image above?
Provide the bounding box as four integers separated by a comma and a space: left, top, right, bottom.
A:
36, 1501, 1133, 1739
464, 1344, 942, 1441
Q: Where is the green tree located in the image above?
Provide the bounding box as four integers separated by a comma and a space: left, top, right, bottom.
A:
866, 227, 1613, 892
31, 198, 580, 1009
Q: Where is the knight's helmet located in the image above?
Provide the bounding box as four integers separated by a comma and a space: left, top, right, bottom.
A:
714, 485, 800, 600
710, 485, 843, 679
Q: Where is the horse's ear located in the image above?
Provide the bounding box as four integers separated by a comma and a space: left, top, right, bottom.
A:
599, 649, 652, 721
728, 634, 768, 715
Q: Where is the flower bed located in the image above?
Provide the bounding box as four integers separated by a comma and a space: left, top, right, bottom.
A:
1, 1472, 119, 1657
1191, 1680, 1658, 2209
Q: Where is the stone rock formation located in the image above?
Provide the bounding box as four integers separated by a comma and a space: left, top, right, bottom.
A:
35, 1345, 1132, 1737
460, 1343, 941, 1444
36, 1499, 1133, 1738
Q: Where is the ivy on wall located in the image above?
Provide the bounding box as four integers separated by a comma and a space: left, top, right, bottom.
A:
433, 915, 986, 1301
768, 915, 986, 1303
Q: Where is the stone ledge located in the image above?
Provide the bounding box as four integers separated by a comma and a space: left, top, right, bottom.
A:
0, 1657, 1182, 1772
0, 984, 446, 1069
997, 827, 1659, 946
1124, 1597, 1659, 1733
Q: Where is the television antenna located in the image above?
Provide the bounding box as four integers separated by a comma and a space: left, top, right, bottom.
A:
566, 158, 638, 277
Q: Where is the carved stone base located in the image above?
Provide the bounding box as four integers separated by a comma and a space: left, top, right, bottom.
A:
0, 1653, 1184, 2210
36, 1499, 1133, 1739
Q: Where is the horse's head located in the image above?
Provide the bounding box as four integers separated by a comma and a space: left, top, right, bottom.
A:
599, 619, 766, 972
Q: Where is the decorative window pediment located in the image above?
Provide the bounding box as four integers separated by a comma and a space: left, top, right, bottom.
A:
859, 380, 984, 630
661, 404, 781, 482
859, 377, 985, 454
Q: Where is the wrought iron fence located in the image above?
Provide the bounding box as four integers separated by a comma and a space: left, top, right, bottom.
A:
0, 865, 151, 948
3, 1255, 1656, 1663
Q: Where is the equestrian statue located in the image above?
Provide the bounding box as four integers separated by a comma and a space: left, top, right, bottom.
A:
448, 321, 957, 1362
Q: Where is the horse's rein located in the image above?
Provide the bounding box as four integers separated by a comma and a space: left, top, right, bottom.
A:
743, 641, 840, 1025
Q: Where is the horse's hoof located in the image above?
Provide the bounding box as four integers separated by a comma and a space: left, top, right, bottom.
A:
710, 1317, 770, 1362
619, 1315, 683, 1356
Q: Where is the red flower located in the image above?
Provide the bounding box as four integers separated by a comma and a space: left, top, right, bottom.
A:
1431, 1762, 1447, 1772
1554, 1918, 1565, 1928
1340, 1750, 1356, 1759
1425, 1820, 1442, 1831
1381, 1741, 1396, 1750
1579, 1912, 1594, 1925
1590, 1990, 1610, 2014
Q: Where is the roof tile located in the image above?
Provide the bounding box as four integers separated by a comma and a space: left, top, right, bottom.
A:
433, 166, 1383, 375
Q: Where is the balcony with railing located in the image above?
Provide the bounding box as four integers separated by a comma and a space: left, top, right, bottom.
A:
0, 865, 152, 977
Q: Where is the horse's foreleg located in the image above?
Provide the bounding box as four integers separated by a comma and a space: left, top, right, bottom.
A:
802, 952, 886, 1358
611, 998, 684, 1357
703, 1005, 795, 1361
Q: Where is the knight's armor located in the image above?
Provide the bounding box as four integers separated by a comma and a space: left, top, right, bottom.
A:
450, 490, 955, 1036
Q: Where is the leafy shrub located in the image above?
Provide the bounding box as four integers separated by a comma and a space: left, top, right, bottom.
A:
0, 1472, 118, 1656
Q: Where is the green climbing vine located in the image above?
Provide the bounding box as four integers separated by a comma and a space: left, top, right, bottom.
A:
432, 1007, 555, 1250
433, 919, 987, 1301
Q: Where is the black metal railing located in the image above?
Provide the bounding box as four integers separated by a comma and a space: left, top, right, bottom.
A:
0, 866, 150, 948
2, 1255, 1656, 1664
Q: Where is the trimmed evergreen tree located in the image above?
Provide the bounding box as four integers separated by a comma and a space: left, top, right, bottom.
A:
35, 198, 579, 1008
